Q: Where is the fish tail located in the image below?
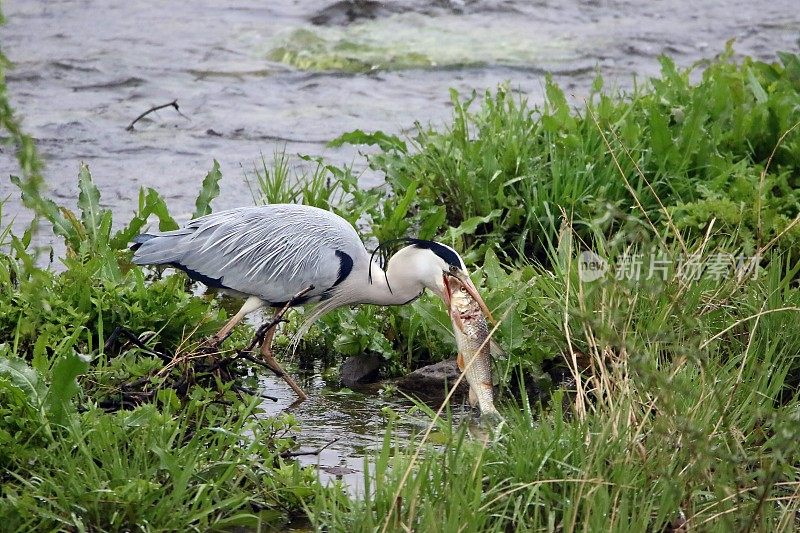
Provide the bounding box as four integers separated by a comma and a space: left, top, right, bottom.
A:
479, 409, 504, 427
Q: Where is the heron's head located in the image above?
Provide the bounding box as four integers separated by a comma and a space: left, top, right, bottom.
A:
386, 240, 493, 321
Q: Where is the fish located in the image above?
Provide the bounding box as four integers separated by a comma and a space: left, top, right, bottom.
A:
445, 276, 503, 425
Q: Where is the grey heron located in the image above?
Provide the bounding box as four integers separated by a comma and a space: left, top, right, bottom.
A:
130, 203, 492, 400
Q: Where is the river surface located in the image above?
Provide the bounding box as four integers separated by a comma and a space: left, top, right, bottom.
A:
2, 0, 799, 491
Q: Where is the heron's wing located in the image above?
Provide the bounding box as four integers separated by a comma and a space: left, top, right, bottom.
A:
132, 205, 366, 304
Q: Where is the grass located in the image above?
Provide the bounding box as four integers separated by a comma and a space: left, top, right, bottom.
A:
0, 163, 325, 529
306, 49, 800, 531
2, 40, 800, 531
1, 393, 315, 531
331, 46, 800, 264
309, 235, 800, 531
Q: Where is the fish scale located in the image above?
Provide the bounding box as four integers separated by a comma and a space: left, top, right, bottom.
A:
448, 279, 503, 425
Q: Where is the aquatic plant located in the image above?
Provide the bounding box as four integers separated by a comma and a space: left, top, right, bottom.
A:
266, 14, 580, 73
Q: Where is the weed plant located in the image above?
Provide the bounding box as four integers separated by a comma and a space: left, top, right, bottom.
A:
309, 49, 800, 530
308, 230, 800, 531
1, 163, 324, 529
330, 46, 800, 264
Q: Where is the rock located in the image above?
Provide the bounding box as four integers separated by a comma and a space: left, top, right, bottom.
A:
340, 354, 382, 386
310, 1, 394, 26
396, 359, 468, 400
320, 465, 358, 476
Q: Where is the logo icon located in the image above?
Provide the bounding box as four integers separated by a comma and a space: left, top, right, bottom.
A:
578, 251, 607, 282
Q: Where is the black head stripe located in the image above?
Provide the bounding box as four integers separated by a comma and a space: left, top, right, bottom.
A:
407, 239, 462, 268
368, 238, 463, 288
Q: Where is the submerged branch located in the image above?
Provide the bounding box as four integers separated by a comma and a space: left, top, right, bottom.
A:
126, 99, 186, 131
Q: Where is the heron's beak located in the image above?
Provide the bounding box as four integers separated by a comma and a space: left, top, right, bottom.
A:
450, 270, 495, 324
442, 275, 451, 310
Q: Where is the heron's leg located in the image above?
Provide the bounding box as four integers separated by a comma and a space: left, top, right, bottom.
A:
260, 310, 308, 402
211, 296, 264, 346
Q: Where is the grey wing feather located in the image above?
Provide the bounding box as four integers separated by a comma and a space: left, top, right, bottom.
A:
131, 204, 366, 303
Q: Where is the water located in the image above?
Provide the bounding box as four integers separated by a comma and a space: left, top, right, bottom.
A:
2, 0, 798, 491
256, 369, 459, 494
2, 1, 798, 237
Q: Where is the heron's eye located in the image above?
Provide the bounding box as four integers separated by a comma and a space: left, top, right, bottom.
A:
449, 265, 459, 274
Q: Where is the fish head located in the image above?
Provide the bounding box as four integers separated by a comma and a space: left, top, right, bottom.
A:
443, 271, 494, 328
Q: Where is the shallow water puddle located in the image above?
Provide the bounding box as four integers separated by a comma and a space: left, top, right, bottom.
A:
256, 371, 418, 494
256, 368, 474, 494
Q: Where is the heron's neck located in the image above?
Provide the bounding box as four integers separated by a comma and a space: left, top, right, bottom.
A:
349, 262, 425, 306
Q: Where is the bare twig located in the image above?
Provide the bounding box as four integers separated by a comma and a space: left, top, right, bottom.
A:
126, 99, 186, 131
280, 438, 339, 458
100, 285, 316, 411
101, 321, 287, 411
104, 325, 172, 363
232, 384, 279, 402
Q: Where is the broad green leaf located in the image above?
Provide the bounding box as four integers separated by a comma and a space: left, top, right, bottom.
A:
192, 160, 222, 219
10, 236, 35, 275
445, 209, 502, 241
45, 350, 89, 425
382, 183, 417, 239
98, 247, 122, 281
97, 210, 113, 251
31, 334, 49, 374
124, 404, 158, 428
482, 248, 505, 284
328, 129, 408, 153
543, 77, 575, 130
77, 163, 104, 245
146, 188, 179, 231
0, 354, 45, 408
111, 188, 176, 249
648, 106, 673, 167
60, 207, 86, 241
778, 51, 800, 86
10, 174, 78, 247
418, 205, 446, 240
746, 68, 768, 104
